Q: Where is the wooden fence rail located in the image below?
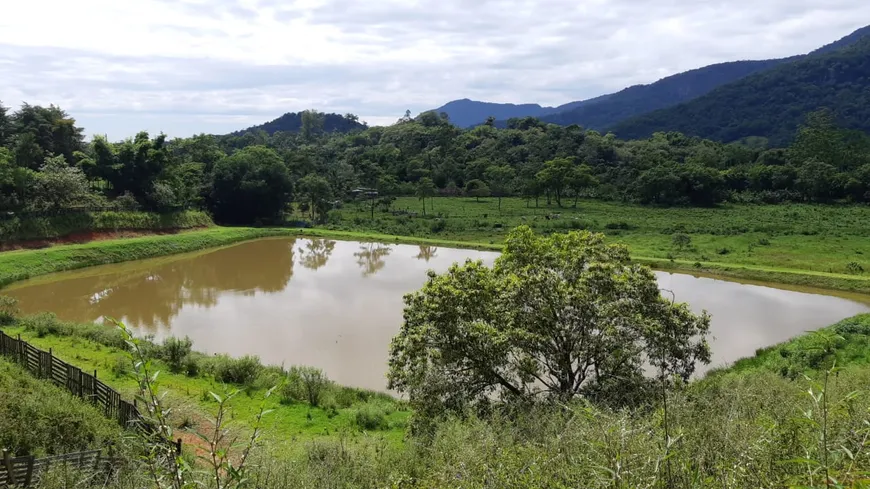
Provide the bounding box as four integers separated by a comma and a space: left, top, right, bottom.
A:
0, 330, 144, 431
1, 448, 119, 488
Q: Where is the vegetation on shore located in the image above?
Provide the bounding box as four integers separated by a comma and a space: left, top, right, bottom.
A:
0, 210, 213, 242
321, 196, 870, 293
1, 312, 408, 447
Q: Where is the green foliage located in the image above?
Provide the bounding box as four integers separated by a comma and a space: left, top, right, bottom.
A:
210, 145, 293, 224
354, 403, 390, 431
388, 226, 711, 424
0, 357, 120, 456
203, 354, 263, 386
0, 295, 19, 324
672, 232, 692, 251
280, 365, 332, 407
158, 336, 193, 373
298, 173, 334, 223
0, 210, 212, 242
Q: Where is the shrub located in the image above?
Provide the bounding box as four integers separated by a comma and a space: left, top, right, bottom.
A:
672, 233, 692, 251
0, 295, 19, 325
354, 404, 389, 431
159, 336, 193, 373
430, 219, 447, 233
846, 262, 864, 275
205, 354, 263, 386
280, 366, 331, 407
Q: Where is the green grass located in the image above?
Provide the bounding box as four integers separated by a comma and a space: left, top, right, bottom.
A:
319, 197, 870, 294
715, 313, 870, 378
2, 315, 409, 449
0, 210, 214, 241
0, 356, 121, 456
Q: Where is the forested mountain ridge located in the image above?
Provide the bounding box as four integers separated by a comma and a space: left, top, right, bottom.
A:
610, 36, 870, 146
431, 96, 611, 128
537, 58, 793, 130
230, 111, 367, 136
428, 24, 870, 132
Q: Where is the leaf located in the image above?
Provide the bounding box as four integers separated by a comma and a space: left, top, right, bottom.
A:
210, 392, 223, 404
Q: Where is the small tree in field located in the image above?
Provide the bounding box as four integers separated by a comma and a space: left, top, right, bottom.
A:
388, 226, 711, 424
484, 165, 515, 211
465, 179, 490, 202
672, 233, 692, 251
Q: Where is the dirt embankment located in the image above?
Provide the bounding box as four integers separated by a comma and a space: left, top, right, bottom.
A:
0, 228, 204, 252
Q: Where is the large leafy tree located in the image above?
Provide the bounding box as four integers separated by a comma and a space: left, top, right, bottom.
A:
388, 226, 711, 420
210, 146, 293, 224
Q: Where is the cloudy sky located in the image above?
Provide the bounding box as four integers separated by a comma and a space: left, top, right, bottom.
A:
1, 0, 868, 140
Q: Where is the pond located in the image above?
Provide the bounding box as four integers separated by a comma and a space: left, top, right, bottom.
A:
5, 237, 869, 391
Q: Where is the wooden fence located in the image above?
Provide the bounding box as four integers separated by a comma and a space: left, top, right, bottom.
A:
1, 448, 118, 488
0, 330, 143, 430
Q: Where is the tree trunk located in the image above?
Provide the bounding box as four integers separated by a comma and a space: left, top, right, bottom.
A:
574, 192, 579, 208
498, 196, 502, 211
422, 198, 426, 216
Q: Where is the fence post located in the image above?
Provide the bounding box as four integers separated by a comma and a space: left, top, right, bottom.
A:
175, 439, 183, 457
23, 455, 35, 487
3, 449, 16, 486
48, 348, 53, 380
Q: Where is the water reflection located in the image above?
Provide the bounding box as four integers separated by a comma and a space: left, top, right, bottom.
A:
7, 239, 296, 332
415, 245, 438, 262
4, 238, 870, 391
353, 243, 392, 277
298, 239, 336, 271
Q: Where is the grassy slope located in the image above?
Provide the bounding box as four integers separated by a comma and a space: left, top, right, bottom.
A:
0, 356, 121, 456
320, 197, 870, 294
1, 322, 408, 449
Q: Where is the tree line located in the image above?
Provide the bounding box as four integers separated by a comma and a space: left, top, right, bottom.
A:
2, 101, 870, 225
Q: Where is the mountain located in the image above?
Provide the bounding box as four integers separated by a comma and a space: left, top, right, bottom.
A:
609, 36, 870, 146
538, 58, 793, 130
430, 96, 610, 128
231, 112, 367, 136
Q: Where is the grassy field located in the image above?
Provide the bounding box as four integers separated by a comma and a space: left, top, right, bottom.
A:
1, 314, 409, 451
0, 210, 213, 242
320, 197, 870, 293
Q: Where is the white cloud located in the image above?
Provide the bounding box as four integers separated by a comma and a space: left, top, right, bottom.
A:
1, 0, 868, 139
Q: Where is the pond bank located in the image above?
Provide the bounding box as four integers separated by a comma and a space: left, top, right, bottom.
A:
2, 226, 870, 295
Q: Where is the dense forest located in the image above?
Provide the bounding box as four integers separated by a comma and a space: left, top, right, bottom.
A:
2, 100, 870, 226
611, 37, 870, 145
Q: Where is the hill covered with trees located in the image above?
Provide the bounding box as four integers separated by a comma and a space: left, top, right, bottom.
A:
230, 110, 367, 137
610, 37, 870, 145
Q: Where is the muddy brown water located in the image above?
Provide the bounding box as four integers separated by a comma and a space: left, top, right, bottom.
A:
5, 237, 869, 391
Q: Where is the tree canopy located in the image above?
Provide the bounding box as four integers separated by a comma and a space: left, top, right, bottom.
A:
388, 227, 711, 421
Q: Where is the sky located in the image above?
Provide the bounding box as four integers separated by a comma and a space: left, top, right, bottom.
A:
1, 0, 869, 140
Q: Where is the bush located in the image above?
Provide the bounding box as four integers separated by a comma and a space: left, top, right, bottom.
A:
846, 262, 864, 275
281, 366, 331, 407
430, 219, 447, 233
204, 354, 263, 386
672, 233, 692, 251
0, 295, 19, 325
158, 336, 193, 373
354, 404, 389, 431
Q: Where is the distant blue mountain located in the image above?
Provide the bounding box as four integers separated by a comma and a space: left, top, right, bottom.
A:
427, 25, 870, 132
